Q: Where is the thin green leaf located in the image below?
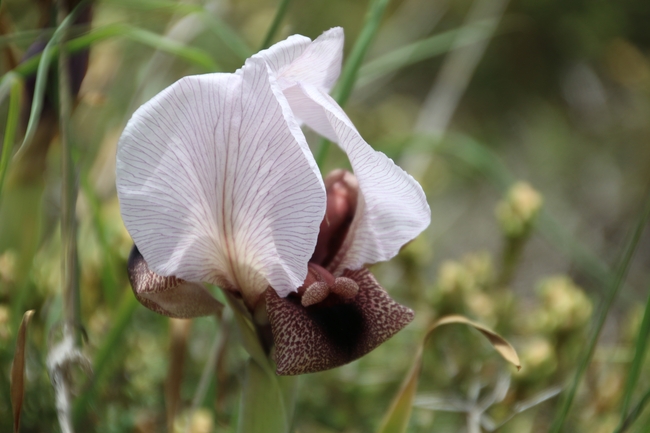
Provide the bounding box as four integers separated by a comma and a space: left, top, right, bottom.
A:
0, 28, 55, 49
11, 22, 218, 81
101, 0, 202, 14
549, 185, 650, 433
357, 20, 497, 89
316, 0, 391, 168
376, 345, 423, 433
259, 0, 292, 50
334, 0, 390, 106
614, 386, 650, 433
0, 73, 22, 207
223, 291, 273, 374
14, 11, 76, 162
619, 281, 650, 425
435, 315, 521, 368
10, 310, 35, 433
238, 358, 290, 433
377, 315, 520, 433
101, 0, 253, 60
80, 177, 119, 306
122, 24, 219, 71
200, 14, 253, 61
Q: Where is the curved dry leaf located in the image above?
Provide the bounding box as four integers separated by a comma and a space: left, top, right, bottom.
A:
11, 309, 35, 433
432, 315, 521, 370
377, 314, 520, 433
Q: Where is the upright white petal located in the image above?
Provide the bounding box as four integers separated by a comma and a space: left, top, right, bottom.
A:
255, 34, 311, 78
116, 57, 326, 304
254, 28, 345, 142
284, 83, 431, 273
256, 27, 344, 93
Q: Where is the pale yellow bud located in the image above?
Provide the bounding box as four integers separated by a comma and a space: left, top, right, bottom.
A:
0, 305, 10, 341
496, 182, 543, 237
537, 275, 592, 332
437, 261, 473, 295
0, 250, 17, 286
518, 337, 557, 380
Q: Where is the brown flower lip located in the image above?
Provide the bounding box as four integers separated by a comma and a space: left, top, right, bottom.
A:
266, 170, 415, 376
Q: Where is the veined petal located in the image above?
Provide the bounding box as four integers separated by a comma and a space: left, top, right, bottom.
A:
116, 57, 326, 306
255, 34, 311, 79
256, 27, 344, 93
266, 267, 414, 375
127, 245, 223, 318
285, 83, 431, 273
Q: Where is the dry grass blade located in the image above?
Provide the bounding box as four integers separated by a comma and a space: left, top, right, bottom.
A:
377, 314, 520, 433
10, 309, 35, 433
434, 315, 521, 370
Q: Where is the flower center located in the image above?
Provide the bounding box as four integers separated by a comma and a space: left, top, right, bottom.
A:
311, 170, 358, 269
297, 263, 359, 307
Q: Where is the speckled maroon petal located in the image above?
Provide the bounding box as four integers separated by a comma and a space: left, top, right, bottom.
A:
127, 245, 223, 318
266, 267, 414, 375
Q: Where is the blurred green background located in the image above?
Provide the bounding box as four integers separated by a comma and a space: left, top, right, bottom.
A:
1, 0, 650, 431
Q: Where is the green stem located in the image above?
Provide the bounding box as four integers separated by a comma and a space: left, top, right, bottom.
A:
0, 74, 22, 207
15, 10, 78, 161
548, 185, 650, 433
59, 1, 80, 341
497, 230, 532, 288
619, 281, 650, 425
614, 386, 650, 433
259, 0, 292, 50
316, 0, 391, 169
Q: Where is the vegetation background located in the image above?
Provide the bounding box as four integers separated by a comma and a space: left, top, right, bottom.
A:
1, 0, 650, 432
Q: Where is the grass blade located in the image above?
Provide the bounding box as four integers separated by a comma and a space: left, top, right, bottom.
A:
10, 310, 35, 433
259, 0, 292, 50
316, 0, 391, 168
618, 282, 650, 428
334, 0, 390, 107
377, 315, 520, 433
80, 178, 119, 306
122, 24, 219, 71
10, 22, 218, 81
0, 73, 22, 207
357, 20, 497, 89
614, 386, 650, 433
200, 14, 253, 61
415, 0, 509, 136
548, 185, 650, 433
14, 10, 76, 162
376, 346, 422, 433
102, 0, 202, 14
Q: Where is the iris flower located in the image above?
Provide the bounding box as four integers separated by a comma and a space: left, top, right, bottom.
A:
116, 28, 430, 375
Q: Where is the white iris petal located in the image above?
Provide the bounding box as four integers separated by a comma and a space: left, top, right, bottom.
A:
257, 28, 431, 273
117, 27, 429, 309
117, 57, 326, 304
